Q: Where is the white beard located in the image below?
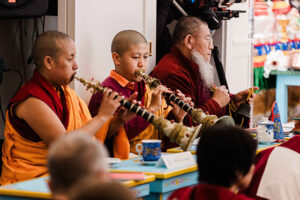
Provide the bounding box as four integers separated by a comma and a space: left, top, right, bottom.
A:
191, 50, 215, 88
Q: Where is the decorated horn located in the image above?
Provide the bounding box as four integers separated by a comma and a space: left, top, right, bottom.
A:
136, 70, 234, 128
75, 75, 201, 151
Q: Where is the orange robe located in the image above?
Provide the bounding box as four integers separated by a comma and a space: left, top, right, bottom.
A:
0, 86, 97, 185
0, 71, 111, 185
129, 84, 172, 153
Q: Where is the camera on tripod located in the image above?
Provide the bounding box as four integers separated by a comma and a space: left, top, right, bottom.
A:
172, 0, 247, 30
215, 9, 246, 20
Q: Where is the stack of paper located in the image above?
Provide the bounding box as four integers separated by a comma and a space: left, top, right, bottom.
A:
109, 172, 146, 180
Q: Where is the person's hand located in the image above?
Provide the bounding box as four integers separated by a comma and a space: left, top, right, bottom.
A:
212, 85, 230, 108
171, 90, 194, 122
232, 87, 259, 107
149, 85, 171, 113
97, 89, 124, 119
115, 92, 138, 123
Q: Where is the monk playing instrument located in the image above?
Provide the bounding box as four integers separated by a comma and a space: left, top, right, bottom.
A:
89, 30, 192, 156
0, 31, 123, 185
151, 16, 258, 127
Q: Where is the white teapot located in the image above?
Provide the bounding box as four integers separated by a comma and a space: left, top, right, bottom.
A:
256, 117, 274, 144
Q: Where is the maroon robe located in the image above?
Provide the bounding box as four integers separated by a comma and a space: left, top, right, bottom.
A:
89, 75, 177, 153
8, 70, 69, 142
151, 46, 225, 126
169, 184, 254, 200
243, 135, 300, 199
89, 76, 150, 140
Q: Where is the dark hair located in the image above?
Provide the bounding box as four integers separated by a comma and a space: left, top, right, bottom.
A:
197, 125, 257, 187
32, 30, 71, 69
172, 16, 206, 44
111, 30, 147, 56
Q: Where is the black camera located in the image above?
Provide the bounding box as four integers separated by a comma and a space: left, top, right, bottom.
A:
172, 0, 246, 30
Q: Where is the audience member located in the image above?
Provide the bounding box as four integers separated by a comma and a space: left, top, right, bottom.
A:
47, 132, 110, 200
71, 178, 135, 200
244, 135, 300, 200
169, 125, 257, 200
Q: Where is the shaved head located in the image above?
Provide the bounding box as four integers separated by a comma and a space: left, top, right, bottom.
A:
47, 131, 108, 195
32, 31, 72, 69
173, 16, 206, 44
71, 179, 135, 200
111, 30, 147, 56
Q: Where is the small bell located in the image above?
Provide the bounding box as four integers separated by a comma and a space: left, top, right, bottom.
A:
236, 102, 251, 118
235, 87, 255, 119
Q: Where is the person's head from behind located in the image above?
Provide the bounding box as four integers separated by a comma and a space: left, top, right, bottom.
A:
173, 17, 215, 87
197, 125, 257, 191
47, 132, 109, 197
71, 178, 135, 200
111, 30, 149, 82
32, 30, 78, 87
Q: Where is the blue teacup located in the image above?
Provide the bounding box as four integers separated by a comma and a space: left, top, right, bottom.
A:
136, 139, 161, 162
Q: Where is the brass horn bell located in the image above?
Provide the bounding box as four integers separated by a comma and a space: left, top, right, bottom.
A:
236, 102, 251, 119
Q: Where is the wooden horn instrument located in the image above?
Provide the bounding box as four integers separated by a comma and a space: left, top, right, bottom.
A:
135, 70, 235, 128
75, 75, 201, 151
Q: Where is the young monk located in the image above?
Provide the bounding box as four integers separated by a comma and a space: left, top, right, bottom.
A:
0, 31, 123, 185
169, 125, 257, 200
89, 30, 190, 157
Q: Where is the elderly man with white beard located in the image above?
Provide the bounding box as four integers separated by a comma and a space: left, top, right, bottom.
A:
151, 16, 257, 127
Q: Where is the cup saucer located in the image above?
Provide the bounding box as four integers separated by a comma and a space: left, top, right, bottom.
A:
141, 161, 158, 166
258, 139, 275, 144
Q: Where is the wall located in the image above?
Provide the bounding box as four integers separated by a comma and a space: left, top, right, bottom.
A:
223, 3, 253, 94
58, 0, 157, 103
0, 16, 57, 138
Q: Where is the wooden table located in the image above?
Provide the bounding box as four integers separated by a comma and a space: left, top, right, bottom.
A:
110, 155, 198, 200
167, 141, 284, 155
0, 175, 155, 199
